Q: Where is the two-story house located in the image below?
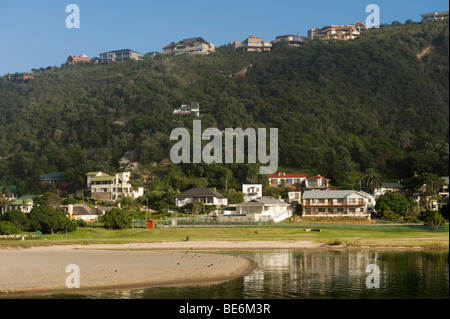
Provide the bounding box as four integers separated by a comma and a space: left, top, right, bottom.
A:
234, 196, 292, 222
87, 171, 144, 201
99, 49, 143, 63
274, 34, 307, 47
66, 54, 92, 65
162, 37, 215, 56
308, 22, 367, 41
228, 35, 272, 52
303, 175, 331, 189
268, 172, 307, 188
242, 184, 262, 202
302, 190, 375, 218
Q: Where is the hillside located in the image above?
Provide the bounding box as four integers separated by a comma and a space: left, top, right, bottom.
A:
0, 21, 448, 194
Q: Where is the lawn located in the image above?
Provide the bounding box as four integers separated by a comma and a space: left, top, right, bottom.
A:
1, 223, 448, 249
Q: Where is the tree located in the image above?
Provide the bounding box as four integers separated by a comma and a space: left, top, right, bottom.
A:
360, 168, 381, 193
375, 191, 409, 215
28, 206, 76, 234
0, 209, 30, 231
101, 208, 132, 229
405, 202, 423, 220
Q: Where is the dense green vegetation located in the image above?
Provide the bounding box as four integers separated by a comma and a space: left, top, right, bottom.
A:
0, 21, 448, 195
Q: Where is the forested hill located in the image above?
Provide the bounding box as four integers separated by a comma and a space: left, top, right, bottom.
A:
0, 21, 448, 194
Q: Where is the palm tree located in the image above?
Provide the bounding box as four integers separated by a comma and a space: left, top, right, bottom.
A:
360, 168, 381, 194
406, 202, 423, 219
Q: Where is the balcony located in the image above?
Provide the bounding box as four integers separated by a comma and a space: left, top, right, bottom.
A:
303, 201, 365, 207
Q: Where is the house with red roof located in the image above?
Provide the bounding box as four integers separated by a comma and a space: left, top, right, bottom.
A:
66, 54, 92, 65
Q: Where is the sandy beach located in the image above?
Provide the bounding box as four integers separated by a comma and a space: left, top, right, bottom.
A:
0, 242, 272, 295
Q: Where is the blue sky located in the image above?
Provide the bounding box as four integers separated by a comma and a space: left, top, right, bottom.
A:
0, 0, 448, 75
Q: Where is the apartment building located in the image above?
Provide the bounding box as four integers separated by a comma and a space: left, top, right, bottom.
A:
162, 37, 215, 56
228, 35, 272, 52
421, 11, 449, 23
99, 49, 143, 63
86, 171, 144, 201
302, 190, 375, 218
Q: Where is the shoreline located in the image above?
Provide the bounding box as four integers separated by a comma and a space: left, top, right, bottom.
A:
1, 240, 447, 296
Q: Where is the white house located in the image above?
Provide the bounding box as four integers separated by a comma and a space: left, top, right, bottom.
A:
242, 184, 262, 202
302, 190, 375, 218
374, 183, 405, 197
234, 197, 292, 222
175, 188, 228, 208
87, 171, 144, 201
303, 175, 330, 189
267, 172, 307, 187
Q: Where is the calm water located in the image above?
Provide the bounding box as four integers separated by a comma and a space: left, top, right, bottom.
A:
12, 250, 450, 299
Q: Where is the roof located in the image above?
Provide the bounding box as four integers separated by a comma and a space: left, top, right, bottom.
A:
41, 172, 64, 181
268, 172, 307, 179
0, 186, 17, 194
102, 49, 142, 55
175, 188, 226, 199
163, 42, 176, 49
236, 197, 289, 206
86, 171, 108, 176
303, 190, 358, 199
381, 183, 404, 189
179, 37, 210, 45
305, 175, 330, 181
90, 176, 115, 182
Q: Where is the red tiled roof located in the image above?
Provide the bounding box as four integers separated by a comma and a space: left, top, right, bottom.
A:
305, 175, 331, 181
268, 172, 307, 178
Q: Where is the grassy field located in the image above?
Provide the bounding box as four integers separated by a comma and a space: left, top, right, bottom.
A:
1, 223, 448, 250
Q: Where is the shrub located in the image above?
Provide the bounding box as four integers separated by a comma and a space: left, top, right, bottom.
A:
421, 211, 447, 226
0, 221, 21, 235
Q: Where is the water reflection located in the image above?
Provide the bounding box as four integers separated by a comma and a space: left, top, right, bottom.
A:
16, 250, 449, 299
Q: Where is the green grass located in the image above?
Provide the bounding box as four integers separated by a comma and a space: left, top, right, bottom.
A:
1, 223, 448, 249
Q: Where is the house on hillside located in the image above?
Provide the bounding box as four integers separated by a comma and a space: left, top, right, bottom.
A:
175, 188, 228, 208
66, 54, 92, 65
99, 49, 143, 63
0, 186, 18, 200
8, 195, 35, 214
274, 34, 307, 47
308, 21, 367, 41
302, 190, 375, 218
228, 35, 272, 52
303, 175, 331, 189
242, 184, 262, 202
173, 102, 200, 116
86, 171, 144, 201
374, 183, 405, 197
41, 172, 67, 191
412, 184, 439, 211
267, 172, 307, 188
162, 37, 215, 56
421, 11, 449, 23
234, 197, 292, 222
7, 73, 35, 81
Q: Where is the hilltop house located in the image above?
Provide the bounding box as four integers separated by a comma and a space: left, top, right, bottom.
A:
421, 11, 449, 22
0, 186, 18, 200
242, 184, 262, 202
374, 183, 405, 197
66, 54, 92, 65
228, 35, 272, 52
302, 190, 375, 218
268, 172, 307, 188
274, 34, 307, 47
99, 49, 143, 63
308, 21, 367, 41
162, 37, 215, 56
41, 172, 67, 190
175, 188, 228, 208
173, 102, 200, 116
86, 171, 144, 201
234, 197, 292, 222
7, 73, 34, 81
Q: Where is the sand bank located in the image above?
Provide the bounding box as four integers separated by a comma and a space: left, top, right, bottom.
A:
0, 243, 260, 295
